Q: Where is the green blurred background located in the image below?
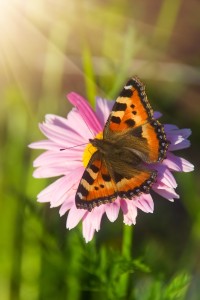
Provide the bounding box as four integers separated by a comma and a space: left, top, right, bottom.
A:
0, 0, 199, 299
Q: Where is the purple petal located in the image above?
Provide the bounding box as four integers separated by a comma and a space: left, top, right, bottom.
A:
163, 152, 194, 172
105, 199, 120, 222
164, 124, 179, 131
166, 127, 191, 151
135, 194, 154, 213
160, 168, 177, 188
67, 92, 102, 134
153, 111, 162, 119
169, 140, 191, 151
165, 126, 191, 139
153, 164, 177, 188
153, 183, 179, 201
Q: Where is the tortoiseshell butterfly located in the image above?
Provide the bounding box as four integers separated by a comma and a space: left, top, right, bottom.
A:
75, 76, 169, 211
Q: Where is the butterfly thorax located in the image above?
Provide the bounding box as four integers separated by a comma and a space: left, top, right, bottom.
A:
89, 138, 114, 155
89, 137, 142, 167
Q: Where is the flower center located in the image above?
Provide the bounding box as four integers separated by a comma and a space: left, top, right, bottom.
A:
82, 132, 103, 167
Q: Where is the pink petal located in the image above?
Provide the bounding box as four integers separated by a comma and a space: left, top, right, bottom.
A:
37, 171, 81, 207
45, 113, 92, 142
37, 193, 52, 203
50, 182, 76, 208
67, 92, 102, 134
36, 179, 76, 208
66, 109, 95, 140
95, 97, 114, 126
30, 85, 194, 243
59, 196, 74, 216
45, 114, 71, 127
135, 194, 154, 213
121, 199, 138, 225
67, 204, 87, 229
105, 200, 120, 222
33, 150, 82, 168
33, 163, 81, 178
86, 206, 105, 231
28, 140, 60, 151
37, 176, 67, 202
82, 215, 96, 243
39, 123, 85, 147
163, 152, 194, 172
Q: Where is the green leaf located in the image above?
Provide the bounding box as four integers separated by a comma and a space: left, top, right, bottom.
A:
163, 272, 191, 300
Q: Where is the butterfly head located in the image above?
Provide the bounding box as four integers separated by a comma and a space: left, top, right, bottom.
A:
89, 137, 113, 156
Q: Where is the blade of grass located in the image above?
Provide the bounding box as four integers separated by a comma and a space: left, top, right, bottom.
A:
107, 26, 138, 99
153, 0, 182, 49
82, 44, 96, 108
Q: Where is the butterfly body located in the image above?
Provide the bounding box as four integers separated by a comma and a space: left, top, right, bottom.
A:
76, 77, 169, 211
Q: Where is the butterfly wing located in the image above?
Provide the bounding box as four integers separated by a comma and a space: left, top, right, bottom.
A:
104, 76, 169, 163
75, 151, 157, 211
75, 152, 117, 211
106, 152, 157, 199
76, 77, 169, 211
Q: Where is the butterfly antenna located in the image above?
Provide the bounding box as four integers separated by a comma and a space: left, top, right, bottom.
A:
60, 143, 88, 151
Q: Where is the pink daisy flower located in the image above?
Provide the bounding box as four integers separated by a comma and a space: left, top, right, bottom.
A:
29, 92, 194, 242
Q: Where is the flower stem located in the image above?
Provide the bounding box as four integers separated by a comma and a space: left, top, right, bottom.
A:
122, 225, 133, 259
118, 225, 134, 297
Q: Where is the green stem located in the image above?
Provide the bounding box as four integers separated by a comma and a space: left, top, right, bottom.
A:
122, 225, 133, 259
117, 225, 134, 298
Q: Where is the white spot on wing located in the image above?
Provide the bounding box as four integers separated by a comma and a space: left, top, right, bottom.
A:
77, 192, 83, 199
124, 85, 132, 90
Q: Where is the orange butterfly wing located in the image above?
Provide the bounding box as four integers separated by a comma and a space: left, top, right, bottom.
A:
104, 76, 168, 163
75, 153, 117, 211
75, 77, 169, 211
75, 152, 157, 211
114, 169, 157, 199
